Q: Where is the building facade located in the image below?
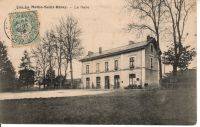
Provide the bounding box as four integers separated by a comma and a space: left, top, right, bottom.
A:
79, 36, 159, 89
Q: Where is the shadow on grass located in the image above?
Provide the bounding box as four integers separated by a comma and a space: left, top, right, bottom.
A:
0, 88, 196, 125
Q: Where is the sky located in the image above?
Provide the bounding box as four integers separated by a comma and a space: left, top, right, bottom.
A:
0, 0, 196, 78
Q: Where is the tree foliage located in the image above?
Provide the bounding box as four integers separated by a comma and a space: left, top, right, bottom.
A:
163, 44, 196, 71
19, 50, 35, 88
0, 41, 15, 88
19, 50, 33, 70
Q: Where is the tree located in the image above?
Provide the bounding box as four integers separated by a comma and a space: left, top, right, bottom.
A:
43, 30, 56, 70
19, 69, 35, 89
58, 16, 83, 88
163, 44, 196, 72
163, 0, 195, 75
0, 41, 16, 89
19, 50, 35, 88
19, 50, 33, 70
31, 43, 49, 88
126, 0, 166, 80
54, 26, 65, 76
46, 67, 55, 87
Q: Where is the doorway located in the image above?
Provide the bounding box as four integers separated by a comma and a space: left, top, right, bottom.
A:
105, 76, 110, 89
114, 75, 120, 89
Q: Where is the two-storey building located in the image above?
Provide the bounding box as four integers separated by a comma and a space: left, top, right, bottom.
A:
79, 36, 160, 89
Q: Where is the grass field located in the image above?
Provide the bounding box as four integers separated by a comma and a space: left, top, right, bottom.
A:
0, 88, 196, 124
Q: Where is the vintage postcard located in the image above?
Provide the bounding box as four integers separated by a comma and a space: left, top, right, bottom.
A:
0, 0, 197, 125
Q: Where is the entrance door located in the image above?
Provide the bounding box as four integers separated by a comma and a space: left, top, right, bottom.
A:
105, 76, 110, 89
114, 75, 120, 89
96, 77, 101, 89
86, 78, 90, 89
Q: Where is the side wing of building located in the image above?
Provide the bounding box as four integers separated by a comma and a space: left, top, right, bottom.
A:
144, 42, 159, 87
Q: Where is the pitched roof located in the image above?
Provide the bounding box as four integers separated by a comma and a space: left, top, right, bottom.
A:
80, 38, 156, 62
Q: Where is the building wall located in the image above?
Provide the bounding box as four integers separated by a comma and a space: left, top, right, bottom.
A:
81, 49, 147, 89
144, 43, 159, 86
81, 42, 159, 89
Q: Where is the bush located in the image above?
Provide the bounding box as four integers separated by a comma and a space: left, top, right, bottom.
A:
137, 85, 142, 89
144, 83, 148, 88
124, 84, 142, 89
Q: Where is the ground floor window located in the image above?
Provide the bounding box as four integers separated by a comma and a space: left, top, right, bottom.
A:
129, 74, 136, 85
114, 75, 120, 89
105, 76, 110, 89
86, 77, 90, 88
96, 77, 101, 89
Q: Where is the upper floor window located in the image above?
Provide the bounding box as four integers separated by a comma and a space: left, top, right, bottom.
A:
86, 65, 89, 74
150, 58, 153, 69
96, 63, 100, 73
105, 62, 109, 72
150, 44, 154, 53
114, 60, 118, 70
129, 57, 135, 69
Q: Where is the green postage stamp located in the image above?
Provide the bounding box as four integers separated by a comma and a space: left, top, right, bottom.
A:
9, 11, 39, 46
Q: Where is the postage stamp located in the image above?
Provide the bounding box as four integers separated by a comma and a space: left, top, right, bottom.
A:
9, 10, 39, 46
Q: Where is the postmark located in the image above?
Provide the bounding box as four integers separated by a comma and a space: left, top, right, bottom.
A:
8, 10, 39, 46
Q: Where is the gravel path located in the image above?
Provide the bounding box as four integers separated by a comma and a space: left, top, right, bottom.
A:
0, 89, 111, 100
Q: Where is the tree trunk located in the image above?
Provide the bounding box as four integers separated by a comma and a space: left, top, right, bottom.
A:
70, 57, 73, 88
172, 64, 178, 76
156, 35, 162, 81
158, 56, 162, 80
43, 70, 46, 88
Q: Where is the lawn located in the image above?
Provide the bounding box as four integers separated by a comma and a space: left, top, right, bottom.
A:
0, 88, 196, 124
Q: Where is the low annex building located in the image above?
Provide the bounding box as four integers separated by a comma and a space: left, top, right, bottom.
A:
79, 36, 160, 89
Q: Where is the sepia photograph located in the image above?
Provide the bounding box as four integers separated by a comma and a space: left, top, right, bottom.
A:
0, 0, 197, 125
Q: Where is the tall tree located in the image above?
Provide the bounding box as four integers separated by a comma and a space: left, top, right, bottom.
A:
126, 0, 166, 80
163, 0, 195, 75
43, 30, 56, 70
54, 26, 65, 76
59, 16, 83, 88
0, 41, 15, 89
19, 50, 35, 89
31, 43, 49, 88
42, 30, 57, 86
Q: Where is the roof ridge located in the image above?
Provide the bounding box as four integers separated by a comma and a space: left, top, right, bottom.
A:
92, 41, 147, 55
80, 40, 149, 62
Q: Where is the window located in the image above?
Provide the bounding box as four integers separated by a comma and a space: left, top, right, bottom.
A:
114, 60, 118, 70
150, 58, 153, 69
96, 77, 101, 89
129, 74, 136, 85
86, 65, 89, 74
129, 57, 135, 69
96, 63, 100, 73
105, 62, 109, 72
151, 44, 154, 53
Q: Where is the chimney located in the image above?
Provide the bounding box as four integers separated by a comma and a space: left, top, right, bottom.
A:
87, 51, 94, 56
147, 35, 152, 42
147, 35, 156, 43
99, 47, 102, 54
129, 41, 135, 45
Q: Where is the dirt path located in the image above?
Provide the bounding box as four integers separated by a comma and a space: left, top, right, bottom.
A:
0, 89, 111, 100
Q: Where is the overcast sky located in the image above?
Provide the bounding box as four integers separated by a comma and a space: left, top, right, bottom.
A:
0, 0, 196, 78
